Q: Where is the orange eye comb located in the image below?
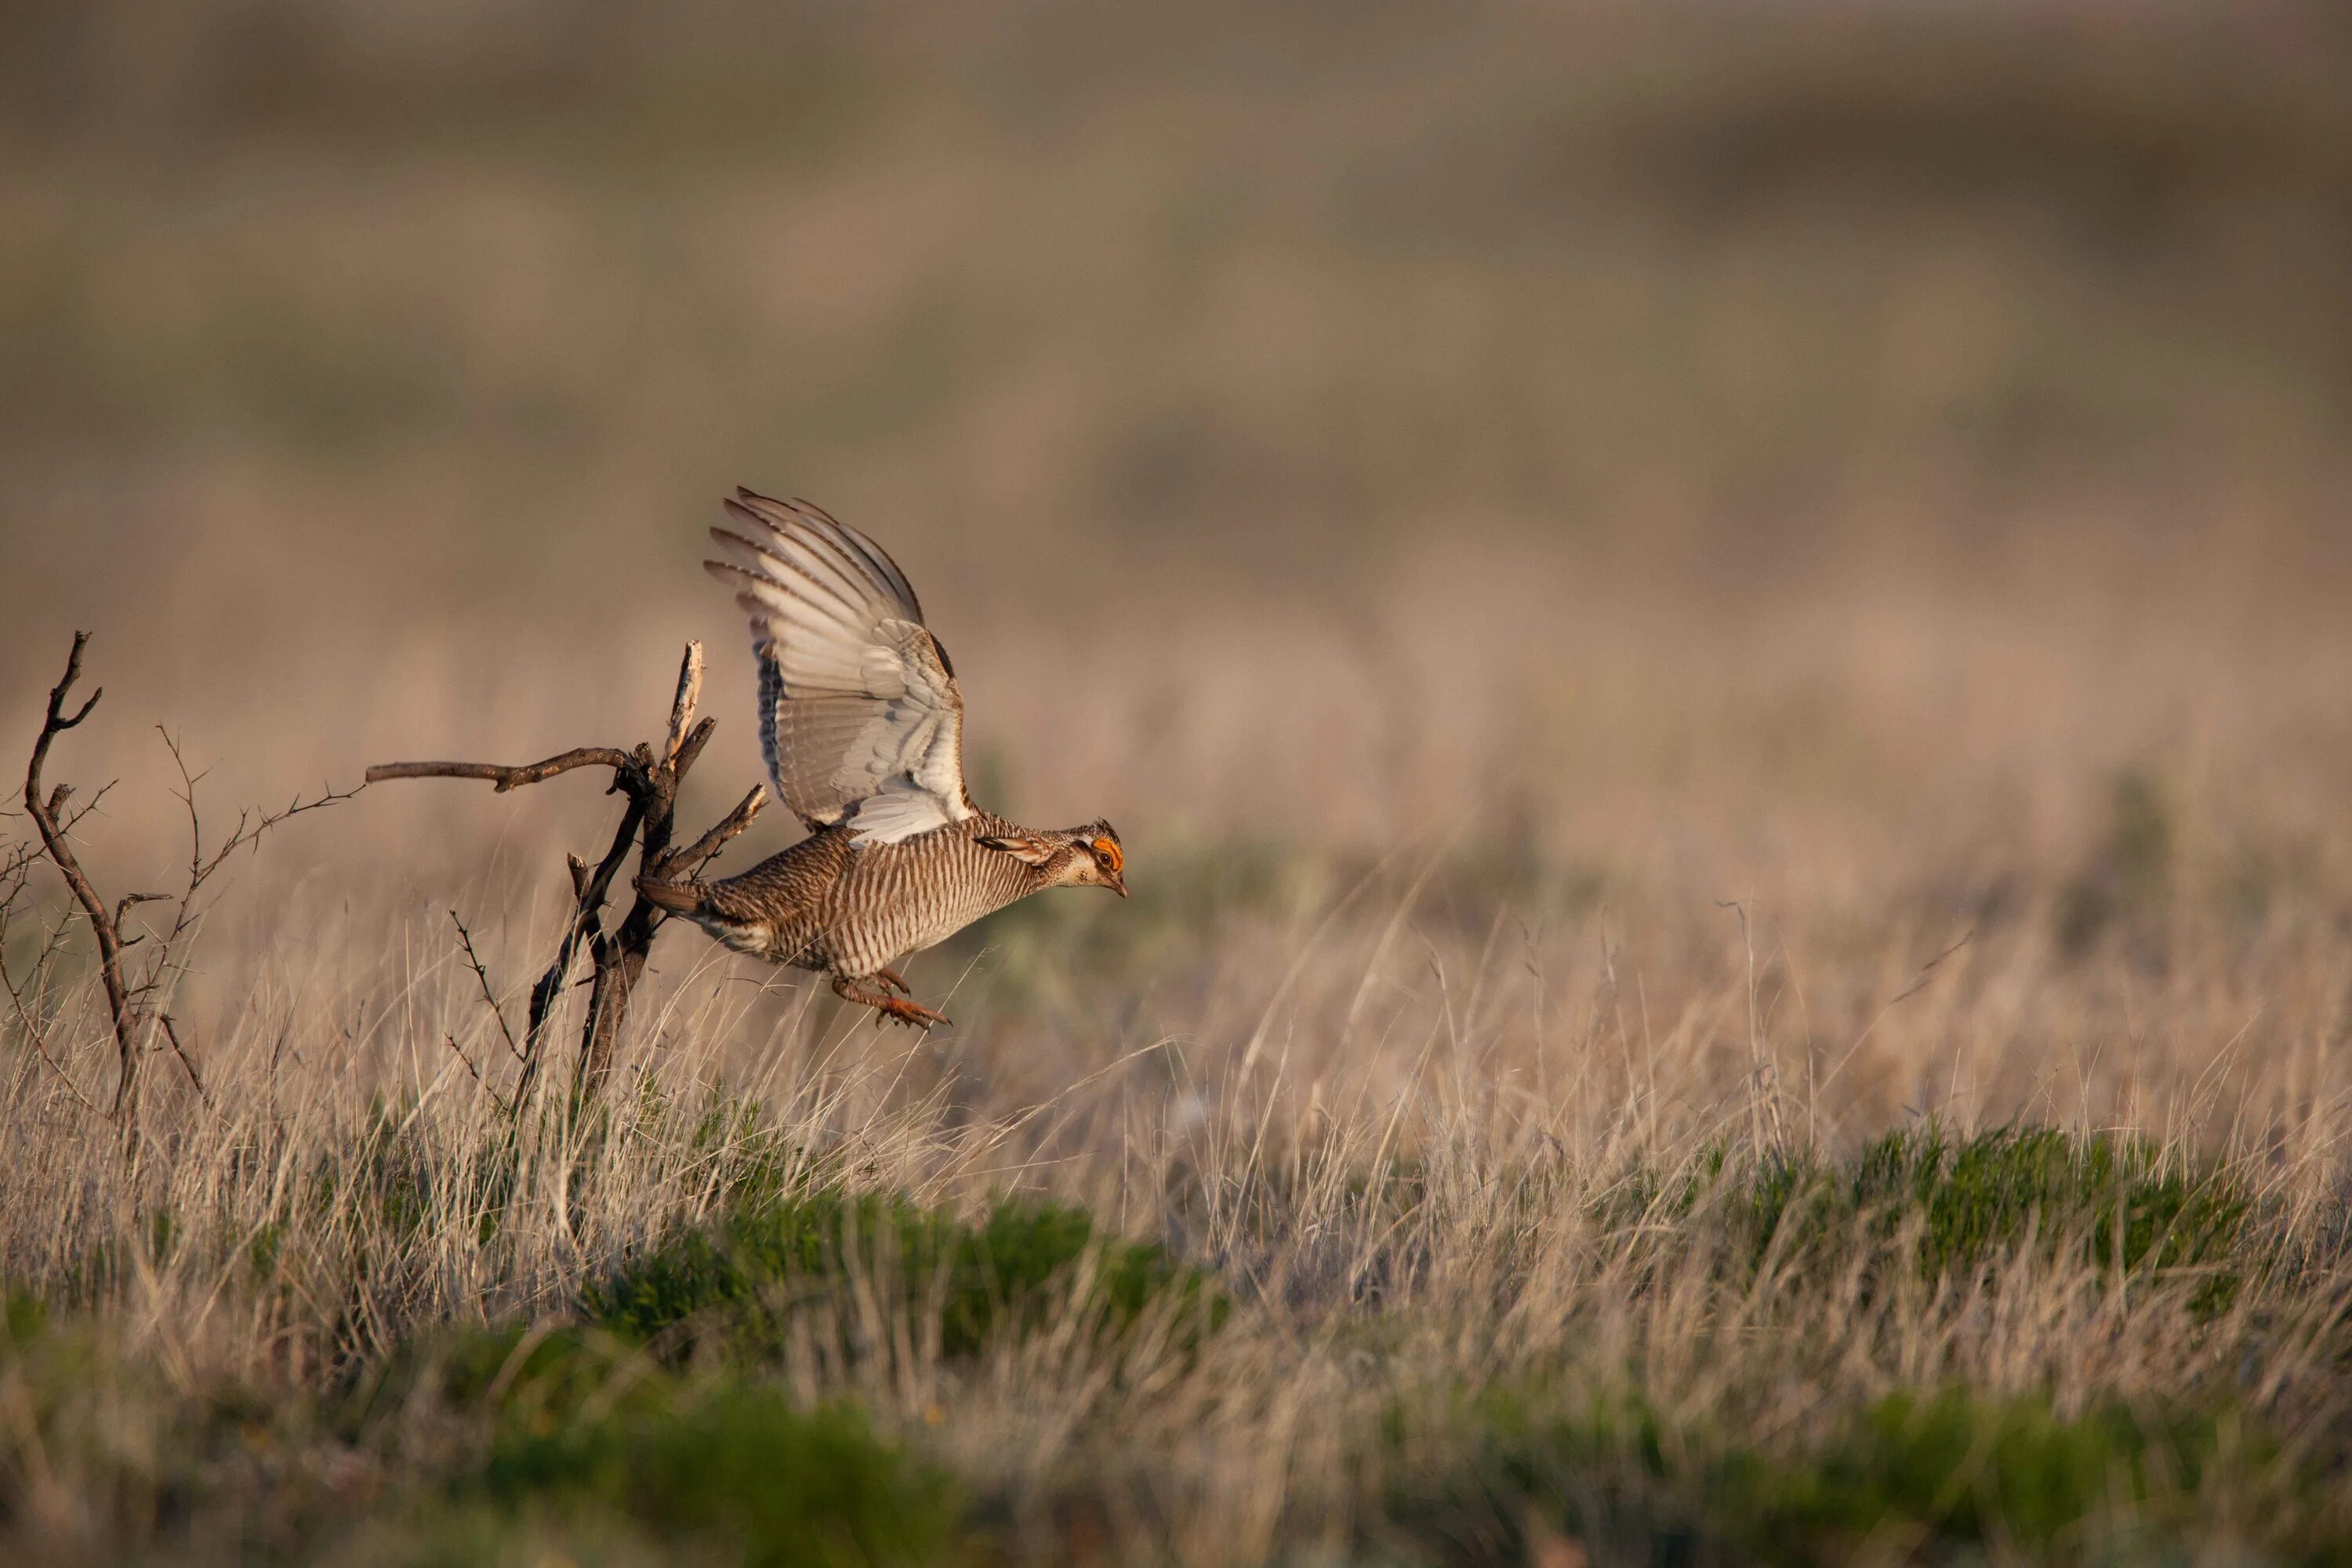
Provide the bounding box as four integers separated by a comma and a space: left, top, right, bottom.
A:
1092, 837, 1123, 873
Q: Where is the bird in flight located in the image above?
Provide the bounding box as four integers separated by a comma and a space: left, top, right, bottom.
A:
637, 489, 1126, 1027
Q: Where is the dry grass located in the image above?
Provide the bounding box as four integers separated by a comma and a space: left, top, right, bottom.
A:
9, 553, 2352, 1563
9, 2, 2352, 1562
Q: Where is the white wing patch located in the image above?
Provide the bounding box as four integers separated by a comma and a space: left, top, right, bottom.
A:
706, 492, 974, 842
839, 782, 960, 842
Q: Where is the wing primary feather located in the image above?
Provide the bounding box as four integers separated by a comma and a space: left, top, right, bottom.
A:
704, 534, 877, 631
727, 492, 924, 619
782, 506, 917, 620
703, 560, 877, 647
706, 552, 870, 639
713, 511, 874, 611
750, 492, 920, 612
796, 503, 923, 617
779, 521, 890, 612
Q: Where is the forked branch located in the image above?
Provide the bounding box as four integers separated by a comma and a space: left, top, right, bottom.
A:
23, 633, 143, 1116
365, 641, 765, 1110
16, 633, 358, 1125
664, 784, 766, 880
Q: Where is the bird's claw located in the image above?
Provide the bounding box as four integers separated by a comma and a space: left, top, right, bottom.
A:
877, 996, 951, 1029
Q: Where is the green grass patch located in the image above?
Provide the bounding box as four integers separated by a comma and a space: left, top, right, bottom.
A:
1844, 1125, 2248, 1301
2, 1289, 45, 1345
584, 1188, 1227, 1362
1610, 1124, 2254, 1314
333, 1322, 957, 1565
1396, 1385, 2295, 1565
478, 1385, 955, 1567
431, 1323, 654, 1425
1733, 1390, 2246, 1554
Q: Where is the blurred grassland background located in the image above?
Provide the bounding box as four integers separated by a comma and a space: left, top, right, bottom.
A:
11, 2, 2352, 1563
7, 0, 2352, 1113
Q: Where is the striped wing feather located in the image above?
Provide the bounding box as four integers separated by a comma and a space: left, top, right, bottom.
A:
707, 490, 973, 842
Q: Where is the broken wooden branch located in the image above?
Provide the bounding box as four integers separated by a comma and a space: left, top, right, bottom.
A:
664, 641, 705, 760
365, 641, 766, 1110
364, 748, 636, 793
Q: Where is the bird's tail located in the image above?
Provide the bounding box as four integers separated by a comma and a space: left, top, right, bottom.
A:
633, 876, 706, 916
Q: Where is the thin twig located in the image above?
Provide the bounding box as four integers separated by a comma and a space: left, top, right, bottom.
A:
1882, 924, 1977, 1008
158, 1014, 212, 1110
0, 876, 96, 1112
1815, 924, 1979, 1105
0, 947, 97, 1113
660, 785, 766, 878
112, 891, 169, 945
449, 909, 521, 1062
441, 1033, 514, 1118
53, 780, 115, 839
160, 728, 363, 895
116, 735, 360, 1025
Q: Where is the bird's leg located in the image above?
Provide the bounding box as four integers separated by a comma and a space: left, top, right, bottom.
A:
832, 971, 951, 1029
874, 966, 912, 996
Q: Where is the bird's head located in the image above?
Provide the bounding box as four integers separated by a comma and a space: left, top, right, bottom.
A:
1065, 820, 1126, 896
979, 820, 1127, 897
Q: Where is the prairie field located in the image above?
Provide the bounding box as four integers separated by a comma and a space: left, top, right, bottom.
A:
8, 3, 2352, 1563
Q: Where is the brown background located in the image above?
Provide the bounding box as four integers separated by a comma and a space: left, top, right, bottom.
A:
5, 0, 2352, 1130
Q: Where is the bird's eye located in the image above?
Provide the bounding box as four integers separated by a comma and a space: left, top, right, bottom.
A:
1091, 837, 1123, 873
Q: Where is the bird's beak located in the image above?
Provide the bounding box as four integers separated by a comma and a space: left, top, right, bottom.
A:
1112, 871, 1128, 898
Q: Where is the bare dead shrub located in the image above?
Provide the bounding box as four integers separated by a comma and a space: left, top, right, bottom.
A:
365, 640, 762, 1109
8, 632, 355, 1134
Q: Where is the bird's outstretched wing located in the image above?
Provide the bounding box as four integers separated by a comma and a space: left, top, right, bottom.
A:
706, 489, 972, 844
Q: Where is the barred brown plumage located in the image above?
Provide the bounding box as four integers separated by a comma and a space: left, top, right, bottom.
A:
633, 489, 1127, 1028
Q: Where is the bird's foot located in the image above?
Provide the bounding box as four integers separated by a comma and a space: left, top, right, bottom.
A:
875, 967, 912, 996
833, 973, 950, 1029
877, 996, 952, 1029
